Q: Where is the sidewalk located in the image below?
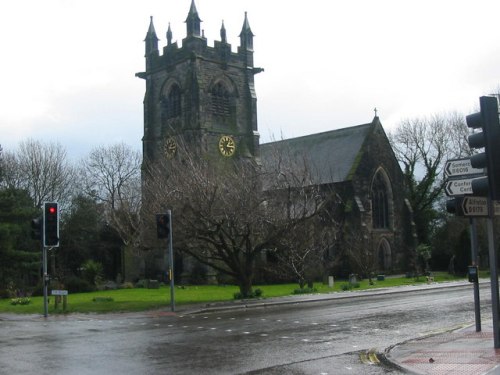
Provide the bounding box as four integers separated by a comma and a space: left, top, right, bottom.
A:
385, 322, 500, 375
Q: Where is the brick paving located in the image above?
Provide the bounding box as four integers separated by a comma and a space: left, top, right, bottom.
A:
386, 325, 500, 374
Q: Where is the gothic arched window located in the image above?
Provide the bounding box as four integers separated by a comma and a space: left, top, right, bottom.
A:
371, 172, 390, 229
211, 82, 231, 117
162, 84, 182, 120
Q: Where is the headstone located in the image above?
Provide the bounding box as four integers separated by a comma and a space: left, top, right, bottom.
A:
328, 276, 334, 288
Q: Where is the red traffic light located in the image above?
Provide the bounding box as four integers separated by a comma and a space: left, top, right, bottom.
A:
43, 202, 59, 247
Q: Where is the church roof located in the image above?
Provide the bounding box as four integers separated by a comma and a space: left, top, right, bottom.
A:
260, 120, 377, 186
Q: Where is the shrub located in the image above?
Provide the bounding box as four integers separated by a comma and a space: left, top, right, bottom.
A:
121, 282, 134, 289
0, 289, 10, 299
135, 279, 147, 288
81, 260, 104, 286
65, 276, 95, 293
10, 297, 31, 305
341, 283, 352, 291
233, 288, 263, 300
293, 287, 317, 294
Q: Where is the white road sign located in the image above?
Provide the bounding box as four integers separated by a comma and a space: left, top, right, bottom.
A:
51, 289, 68, 296
461, 197, 488, 216
444, 158, 484, 178
445, 178, 474, 196
460, 197, 500, 216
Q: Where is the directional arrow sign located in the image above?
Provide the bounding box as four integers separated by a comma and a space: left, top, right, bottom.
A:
459, 196, 500, 216
461, 196, 488, 216
445, 158, 484, 178
445, 178, 475, 196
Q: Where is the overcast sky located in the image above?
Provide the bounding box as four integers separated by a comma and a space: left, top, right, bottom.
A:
1, 0, 500, 160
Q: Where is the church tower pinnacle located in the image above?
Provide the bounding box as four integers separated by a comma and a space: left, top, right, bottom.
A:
185, 0, 202, 37
144, 16, 159, 57
239, 12, 254, 51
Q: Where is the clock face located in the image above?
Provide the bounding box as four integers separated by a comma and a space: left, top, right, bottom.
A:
218, 135, 236, 157
164, 137, 177, 159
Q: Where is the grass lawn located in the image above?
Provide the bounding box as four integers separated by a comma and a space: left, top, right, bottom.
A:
0, 272, 466, 315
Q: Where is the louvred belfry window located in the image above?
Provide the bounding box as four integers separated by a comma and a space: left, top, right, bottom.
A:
211, 82, 230, 117
162, 85, 182, 120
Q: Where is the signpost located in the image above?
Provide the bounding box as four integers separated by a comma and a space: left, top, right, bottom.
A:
445, 178, 475, 196
460, 197, 500, 216
447, 97, 500, 347
445, 158, 484, 178
51, 290, 68, 311
461, 196, 488, 216
444, 157, 485, 335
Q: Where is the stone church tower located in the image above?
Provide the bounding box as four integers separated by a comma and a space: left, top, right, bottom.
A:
136, 0, 262, 165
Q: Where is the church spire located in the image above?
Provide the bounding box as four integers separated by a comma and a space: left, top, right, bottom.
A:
166, 22, 173, 45
185, 0, 202, 37
239, 12, 254, 50
220, 20, 227, 44
144, 16, 159, 56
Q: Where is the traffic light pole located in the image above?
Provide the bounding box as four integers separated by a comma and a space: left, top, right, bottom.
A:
469, 218, 481, 332
42, 245, 48, 318
167, 210, 175, 312
487, 198, 500, 347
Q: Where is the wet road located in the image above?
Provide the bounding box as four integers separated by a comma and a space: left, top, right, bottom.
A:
0, 284, 490, 374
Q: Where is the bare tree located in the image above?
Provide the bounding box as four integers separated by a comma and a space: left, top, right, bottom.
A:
270, 213, 339, 289
80, 143, 142, 247
1, 139, 75, 208
389, 112, 469, 244
343, 223, 377, 284
262, 141, 341, 289
144, 138, 336, 297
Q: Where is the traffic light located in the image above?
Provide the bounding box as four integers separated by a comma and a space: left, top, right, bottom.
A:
43, 202, 59, 247
467, 96, 500, 199
446, 197, 463, 216
468, 265, 479, 283
156, 213, 170, 239
31, 216, 42, 241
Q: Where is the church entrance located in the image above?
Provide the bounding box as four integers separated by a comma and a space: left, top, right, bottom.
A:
377, 238, 392, 271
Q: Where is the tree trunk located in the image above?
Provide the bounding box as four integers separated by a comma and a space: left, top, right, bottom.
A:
238, 274, 253, 298
298, 278, 305, 289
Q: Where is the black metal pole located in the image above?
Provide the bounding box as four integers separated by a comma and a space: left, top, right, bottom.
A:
168, 210, 175, 312
487, 198, 500, 347
43, 245, 48, 317
470, 217, 481, 332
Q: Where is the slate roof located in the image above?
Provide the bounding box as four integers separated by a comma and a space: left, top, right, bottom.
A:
260, 120, 376, 187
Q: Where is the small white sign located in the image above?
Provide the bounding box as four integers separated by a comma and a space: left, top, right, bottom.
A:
459, 197, 500, 216
462, 197, 488, 216
51, 289, 68, 296
445, 158, 483, 178
445, 178, 474, 196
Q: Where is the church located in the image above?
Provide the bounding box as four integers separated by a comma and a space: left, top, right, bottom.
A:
136, 0, 416, 281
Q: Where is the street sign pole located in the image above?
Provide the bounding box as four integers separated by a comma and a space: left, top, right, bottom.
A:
469, 218, 481, 332
486, 197, 500, 347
